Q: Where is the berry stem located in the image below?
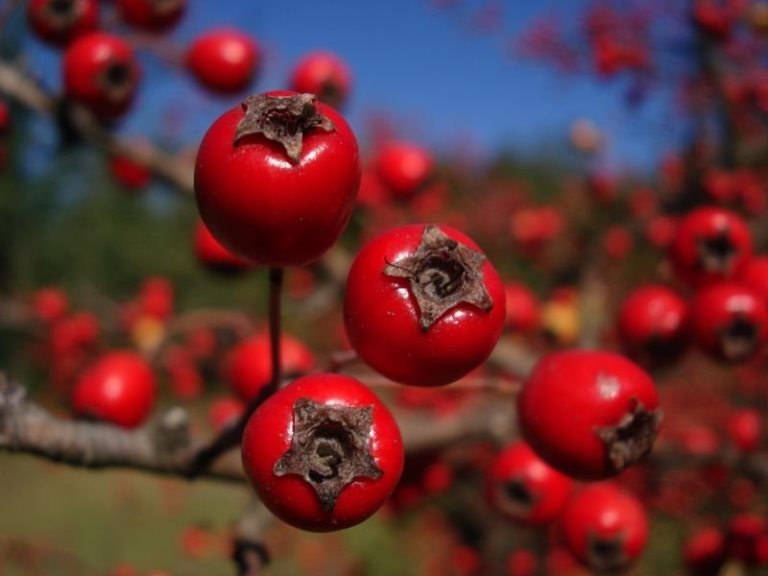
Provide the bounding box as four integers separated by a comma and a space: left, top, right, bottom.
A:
266, 267, 284, 396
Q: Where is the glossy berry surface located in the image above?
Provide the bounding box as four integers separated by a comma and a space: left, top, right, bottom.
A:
186, 28, 259, 94
517, 350, 661, 480
344, 223, 506, 387
71, 350, 156, 428
116, 0, 186, 32
27, 0, 99, 47
668, 206, 752, 288
484, 440, 573, 526
559, 482, 649, 573
195, 91, 360, 266
63, 32, 141, 121
688, 281, 768, 363
224, 331, 316, 403
290, 50, 352, 110
617, 284, 689, 367
241, 373, 404, 532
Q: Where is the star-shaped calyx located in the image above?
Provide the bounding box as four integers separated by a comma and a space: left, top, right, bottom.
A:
595, 394, 662, 474
695, 229, 737, 275
274, 398, 382, 512
235, 93, 335, 163
384, 225, 493, 331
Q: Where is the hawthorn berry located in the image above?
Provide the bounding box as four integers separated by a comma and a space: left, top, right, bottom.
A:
374, 141, 435, 201
194, 91, 360, 266
559, 482, 649, 573
241, 373, 404, 531
109, 153, 151, 190
224, 330, 315, 403
63, 32, 141, 121
668, 206, 752, 288
72, 350, 156, 428
116, 0, 186, 33
503, 281, 540, 334
726, 408, 762, 453
186, 28, 259, 94
29, 286, 69, 324
484, 440, 573, 526
617, 284, 689, 367
343, 223, 506, 386
517, 349, 661, 480
688, 281, 768, 363
290, 50, 352, 110
683, 525, 727, 576
26, 0, 99, 47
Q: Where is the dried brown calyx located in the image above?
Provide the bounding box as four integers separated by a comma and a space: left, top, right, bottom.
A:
235, 93, 335, 163
496, 477, 537, 518
98, 59, 137, 103
147, 0, 184, 16
719, 313, 759, 362
384, 225, 493, 331
274, 398, 382, 512
595, 394, 662, 474
695, 229, 737, 275
586, 531, 629, 575
42, 0, 85, 28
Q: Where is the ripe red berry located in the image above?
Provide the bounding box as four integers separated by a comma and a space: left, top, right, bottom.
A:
116, 0, 186, 32
726, 408, 762, 453
63, 32, 141, 121
517, 350, 661, 480
374, 141, 435, 201
29, 286, 69, 324
485, 440, 573, 526
344, 223, 506, 387
194, 91, 360, 266
72, 350, 156, 428
26, 0, 99, 47
193, 219, 253, 274
737, 255, 768, 303
559, 482, 649, 573
617, 284, 689, 367
241, 373, 404, 531
689, 282, 768, 363
109, 153, 151, 190
207, 395, 245, 433
186, 28, 259, 94
224, 331, 316, 403
668, 206, 752, 288
683, 525, 727, 576
503, 282, 540, 334
289, 50, 352, 110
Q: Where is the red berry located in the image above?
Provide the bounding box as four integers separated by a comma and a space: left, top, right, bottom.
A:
207, 396, 245, 433
290, 50, 352, 110
195, 91, 360, 266
344, 223, 506, 387
26, 0, 99, 47
374, 141, 435, 201
72, 350, 156, 428
224, 331, 315, 403
689, 282, 768, 363
668, 206, 752, 288
29, 286, 69, 324
517, 350, 661, 480
559, 482, 649, 573
116, 0, 186, 32
727, 408, 762, 453
485, 440, 573, 526
109, 153, 151, 190
617, 284, 689, 367
241, 373, 404, 531
186, 28, 259, 94
63, 32, 141, 121
737, 255, 768, 304
683, 525, 726, 576
503, 282, 540, 334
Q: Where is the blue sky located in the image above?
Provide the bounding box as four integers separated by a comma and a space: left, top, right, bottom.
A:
23, 1, 683, 175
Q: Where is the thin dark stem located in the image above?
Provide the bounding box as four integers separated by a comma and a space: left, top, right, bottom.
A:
266, 267, 284, 396
184, 267, 284, 477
